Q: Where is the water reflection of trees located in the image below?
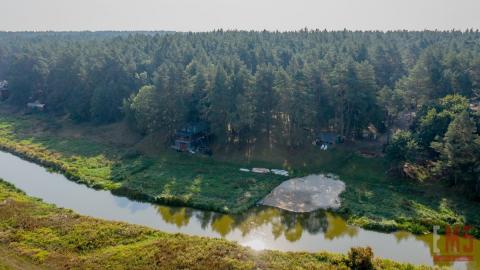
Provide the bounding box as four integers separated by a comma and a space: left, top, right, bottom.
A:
155, 205, 359, 242
156, 206, 193, 228
154, 205, 480, 268
324, 213, 358, 240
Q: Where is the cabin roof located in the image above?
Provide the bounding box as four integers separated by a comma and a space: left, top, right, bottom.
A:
317, 132, 338, 144
176, 122, 209, 136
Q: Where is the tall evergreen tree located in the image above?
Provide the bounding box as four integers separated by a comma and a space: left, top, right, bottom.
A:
432, 111, 480, 192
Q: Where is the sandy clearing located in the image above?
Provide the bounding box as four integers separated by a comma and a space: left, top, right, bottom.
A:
260, 174, 345, 213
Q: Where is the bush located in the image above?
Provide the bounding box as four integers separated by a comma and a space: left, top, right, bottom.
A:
385, 131, 419, 162
346, 247, 374, 270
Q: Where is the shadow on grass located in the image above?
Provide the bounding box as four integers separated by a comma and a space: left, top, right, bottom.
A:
2, 112, 479, 237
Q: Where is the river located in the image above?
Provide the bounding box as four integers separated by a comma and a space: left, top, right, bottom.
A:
0, 150, 477, 269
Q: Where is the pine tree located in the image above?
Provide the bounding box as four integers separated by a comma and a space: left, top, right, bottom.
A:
206, 67, 231, 142
432, 111, 480, 190
254, 65, 278, 144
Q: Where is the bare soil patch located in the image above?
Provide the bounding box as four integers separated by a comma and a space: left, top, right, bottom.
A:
260, 174, 346, 212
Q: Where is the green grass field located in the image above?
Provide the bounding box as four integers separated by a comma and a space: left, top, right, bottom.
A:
0, 112, 479, 237
0, 113, 287, 214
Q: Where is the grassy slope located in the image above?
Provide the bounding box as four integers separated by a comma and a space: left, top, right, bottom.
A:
0, 113, 287, 214
0, 112, 479, 237
0, 247, 44, 270
0, 180, 431, 270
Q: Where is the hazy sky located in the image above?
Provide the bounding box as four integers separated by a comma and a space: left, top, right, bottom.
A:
1, 0, 479, 32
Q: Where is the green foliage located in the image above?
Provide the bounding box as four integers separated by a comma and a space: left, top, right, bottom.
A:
0, 114, 285, 214
391, 94, 480, 196
2, 27, 480, 239
2, 31, 479, 149
431, 111, 480, 191
377, 86, 405, 129
386, 131, 419, 162
413, 94, 469, 147
128, 85, 159, 133
6, 53, 49, 106
329, 60, 380, 137
346, 247, 374, 270
1, 113, 480, 238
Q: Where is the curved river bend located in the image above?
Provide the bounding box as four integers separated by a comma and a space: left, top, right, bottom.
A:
0, 151, 478, 269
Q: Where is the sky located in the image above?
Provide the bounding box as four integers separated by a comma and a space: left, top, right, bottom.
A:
1, 0, 479, 32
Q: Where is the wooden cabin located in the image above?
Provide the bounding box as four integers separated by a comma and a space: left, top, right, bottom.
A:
315, 132, 343, 145
171, 122, 211, 154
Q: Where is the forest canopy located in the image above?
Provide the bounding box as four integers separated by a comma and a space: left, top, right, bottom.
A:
1, 30, 479, 148
1, 30, 480, 197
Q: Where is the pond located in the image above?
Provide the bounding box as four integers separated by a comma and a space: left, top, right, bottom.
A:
0, 150, 478, 269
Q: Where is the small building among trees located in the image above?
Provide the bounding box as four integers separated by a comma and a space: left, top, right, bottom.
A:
171, 122, 211, 154
314, 132, 344, 146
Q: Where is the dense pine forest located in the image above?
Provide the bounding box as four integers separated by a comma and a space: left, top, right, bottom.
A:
1, 30, 480, 197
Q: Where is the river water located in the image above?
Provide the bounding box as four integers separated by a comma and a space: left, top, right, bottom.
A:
0, 151, 477, 269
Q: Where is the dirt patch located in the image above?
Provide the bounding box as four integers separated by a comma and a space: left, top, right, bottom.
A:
260, 174, 345, 213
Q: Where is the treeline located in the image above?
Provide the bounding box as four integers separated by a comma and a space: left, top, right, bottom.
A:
1, 30, 480, 148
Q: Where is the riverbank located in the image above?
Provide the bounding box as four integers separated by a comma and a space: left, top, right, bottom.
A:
0, 179, 433, 270
0, 113, 287, 214
0, 111, 479, 238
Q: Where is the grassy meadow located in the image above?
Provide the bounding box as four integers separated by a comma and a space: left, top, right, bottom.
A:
0, 111, 479, 237
0, 113, 287, 214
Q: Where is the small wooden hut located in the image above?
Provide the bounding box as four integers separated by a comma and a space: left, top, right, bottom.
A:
315, 132, 343, 145
171, 122, 211, 154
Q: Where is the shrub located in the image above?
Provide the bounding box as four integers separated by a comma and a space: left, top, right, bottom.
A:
346, 246, 374, 270
385, 131, 419, 162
